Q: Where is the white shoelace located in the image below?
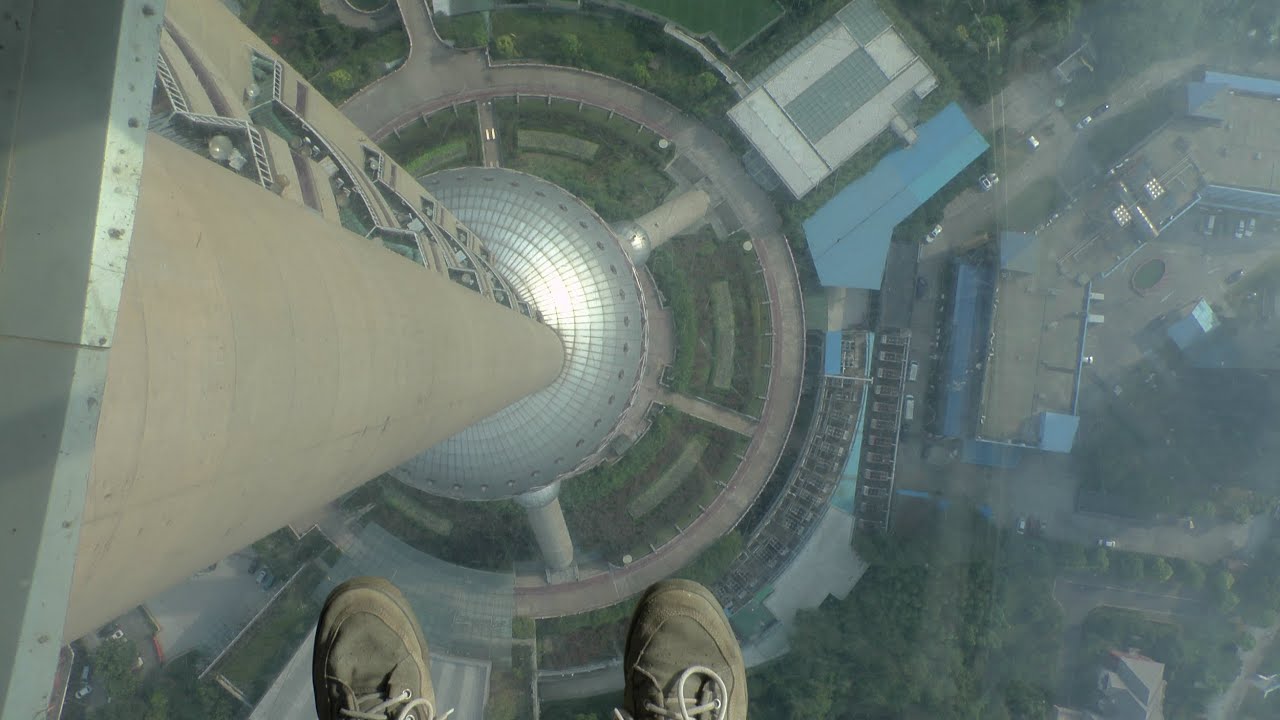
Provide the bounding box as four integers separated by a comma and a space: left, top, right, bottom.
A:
339, 688, 455, 720
613, 665, 729, 720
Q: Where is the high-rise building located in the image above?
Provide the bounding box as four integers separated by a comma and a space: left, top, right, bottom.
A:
1, 0, 708, 713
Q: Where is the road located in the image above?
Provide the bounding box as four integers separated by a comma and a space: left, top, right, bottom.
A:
476, 99, 500, 167
538, 663, 623, 702
342, 0, 806, 619
316, 0, 399, 31
655, 389, 757, 437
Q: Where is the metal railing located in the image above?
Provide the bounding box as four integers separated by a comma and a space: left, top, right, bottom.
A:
244, 126, 273, 188
155, 52, 189, 114
175, 112, 273, 190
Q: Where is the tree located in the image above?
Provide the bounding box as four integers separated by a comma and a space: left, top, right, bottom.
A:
1116, 554, 1145, 582
1178, 559, 1207, 589
144, 690, 170, 720
559, 33, 582, 63
692, 71, 718, 94
327, 68, 354, 91
1152, 557, 1174, 583
1215, 569, 1236, 593
495, 34, 517, 59
630, 62, 651, 87
93, 638, 141, 700
1091, 547, 1110, 573
960, 14, 1006, 51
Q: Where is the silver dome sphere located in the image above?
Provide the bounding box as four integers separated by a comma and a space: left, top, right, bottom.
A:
610, 220, 653, 265
391, 167, 647, 500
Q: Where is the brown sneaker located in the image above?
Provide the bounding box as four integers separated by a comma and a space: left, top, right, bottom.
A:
615, 579, 747, 720
313, 576, 446, 720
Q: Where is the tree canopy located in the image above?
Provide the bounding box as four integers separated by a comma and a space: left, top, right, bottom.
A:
750, 510, 1060, 718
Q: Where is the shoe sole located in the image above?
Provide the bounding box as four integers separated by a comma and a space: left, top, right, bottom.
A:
626, 579, 734, 647
313, 576, 431, 718
623, 578, 743, 692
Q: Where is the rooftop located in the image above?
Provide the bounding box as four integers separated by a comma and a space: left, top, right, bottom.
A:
727, 0, 938, 197
802, 103, 988, 289
1190, 90, 1280, 203
979, 237, 1085, 445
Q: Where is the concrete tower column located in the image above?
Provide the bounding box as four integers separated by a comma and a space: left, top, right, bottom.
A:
516, 482, 575, 572
65, 136, 565, 639
615, 189, 711, 264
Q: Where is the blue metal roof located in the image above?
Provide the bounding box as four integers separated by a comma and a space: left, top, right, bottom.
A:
1203, 71, 1280, 98
802, 104, 989, 289
999, 231, 1038, 274
824, 330, 843, 376
1186, 82, 1229, 121
939, 262, 994, 438
961, 440, 1022, 468
1039, 412, 1080, 453
1168, 299, 1217, 350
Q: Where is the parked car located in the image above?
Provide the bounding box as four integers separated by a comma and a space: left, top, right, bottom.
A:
979, 173, 999, 191
1236, 219, 1246, 239
1098, 538, 1117, 548
915, 276, 928, 299
1227, 268, 1246, 284
925, 224, 943, 243
1246, 217, 1256, 237
1016, 517, 1027, 534
1091, 102, 1111, 117
1027, 135, 1040, 151
109, 628, 124, 641
1203, 213, 1217, 236
1075, 115, 1093, 130
75, 686, 92, 701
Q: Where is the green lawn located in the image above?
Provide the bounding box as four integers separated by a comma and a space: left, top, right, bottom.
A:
490, 9, 736, 119
496, 98, 674, 221
358, 475, 537, 570
1131, 258, 1166, 293
380, 108, 481, 176
709, 281, 735, 390
433, 12, 487, 48
621, 0, 783, 51
648, 229, 771, 413
628, 435, 710, 518
560, 410, 746, 561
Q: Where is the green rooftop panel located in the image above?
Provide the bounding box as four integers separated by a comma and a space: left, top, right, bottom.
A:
837, 0, 891, 45
784, 49, 888, 141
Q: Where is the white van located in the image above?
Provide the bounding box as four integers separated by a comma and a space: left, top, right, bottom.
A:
908, 360, 919, 382
903, 394, 915, 421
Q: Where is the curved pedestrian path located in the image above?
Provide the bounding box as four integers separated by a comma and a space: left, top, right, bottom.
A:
342, 0, 806, 618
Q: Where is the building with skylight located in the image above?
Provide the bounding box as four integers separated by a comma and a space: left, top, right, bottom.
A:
728, 0, 939, 198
